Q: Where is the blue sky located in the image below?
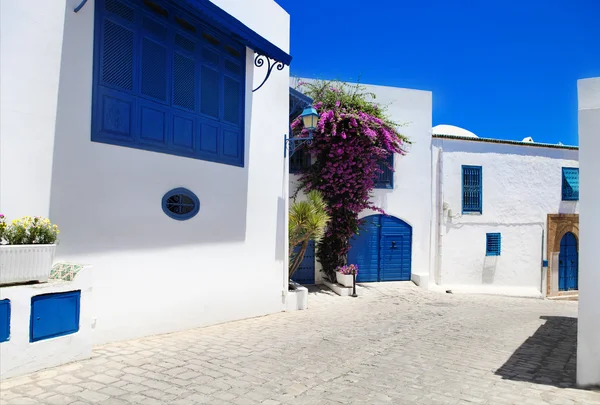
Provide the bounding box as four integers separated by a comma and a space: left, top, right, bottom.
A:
275, 0, 599, 145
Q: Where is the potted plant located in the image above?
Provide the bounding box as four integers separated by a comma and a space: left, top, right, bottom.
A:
336, 264, 358, 288
0, 215, 60, 285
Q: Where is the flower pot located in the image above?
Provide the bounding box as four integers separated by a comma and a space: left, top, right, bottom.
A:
336, 272, 354, 288
0, 244, 56, 285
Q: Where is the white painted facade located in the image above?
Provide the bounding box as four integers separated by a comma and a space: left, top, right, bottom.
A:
1, 0, 291, 346
431, 137, 578, 297
577, 77, 600, 387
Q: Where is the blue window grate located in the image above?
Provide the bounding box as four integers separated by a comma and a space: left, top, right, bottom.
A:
92, 0, 245, 167
562, 167, 579, 201
374, 154, 394, 189
289, 147, 311, 173
486, 233, 501, 256
162, 188, 200, 220
462, 165, 482, 213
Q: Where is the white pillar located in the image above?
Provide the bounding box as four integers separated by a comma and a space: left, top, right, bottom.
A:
577, 77, 600, 387
0, 2, 67, 218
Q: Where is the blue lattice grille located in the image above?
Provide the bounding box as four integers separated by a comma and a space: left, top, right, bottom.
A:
102, 20, 134, 90
562, 167, 579, 201
105, 0, 134, 21
173, 53, 195, 111
462, 166, 482, 213
375, 154, 394, 189
223, 77, 240, 124
93, 0, 246, 166
486, 233, 501, 256
289, 148, 311, 173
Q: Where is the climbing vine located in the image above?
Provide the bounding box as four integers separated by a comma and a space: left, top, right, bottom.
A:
291, 80, 409, 281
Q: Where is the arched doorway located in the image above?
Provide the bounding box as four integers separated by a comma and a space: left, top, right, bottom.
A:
348, 214, 412, 282
558, 232, 578, 291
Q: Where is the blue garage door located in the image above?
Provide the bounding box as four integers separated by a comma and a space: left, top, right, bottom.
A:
348, 215, 412, 282
291, 240, 315, 285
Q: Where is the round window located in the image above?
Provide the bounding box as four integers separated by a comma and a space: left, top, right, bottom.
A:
162, 188, 200, 220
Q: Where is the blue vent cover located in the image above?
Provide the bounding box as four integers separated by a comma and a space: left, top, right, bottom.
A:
486, 233, 501, 256
0, 299, 10, 343
162, 187, 200, 220
462, 165, 482, 213
562, 167, 579, 201
30, 291, 81, 342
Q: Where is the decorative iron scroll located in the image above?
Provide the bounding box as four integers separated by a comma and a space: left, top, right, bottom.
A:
253, 54, 284, 92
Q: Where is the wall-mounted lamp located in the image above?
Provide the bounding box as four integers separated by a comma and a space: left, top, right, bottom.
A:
284, 105, 319, 158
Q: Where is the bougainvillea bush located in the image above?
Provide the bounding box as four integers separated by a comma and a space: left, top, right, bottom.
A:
291, 80, 409, 281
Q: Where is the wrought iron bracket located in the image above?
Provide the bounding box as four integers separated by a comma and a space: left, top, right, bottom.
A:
284, 133, 313, 158
74, 0, 88, 12
253, 54, 284, 92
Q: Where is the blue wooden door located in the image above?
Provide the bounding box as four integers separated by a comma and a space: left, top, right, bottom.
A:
348, 215, 412, 282
291, 240, 315, 285
559, 232, 578, 291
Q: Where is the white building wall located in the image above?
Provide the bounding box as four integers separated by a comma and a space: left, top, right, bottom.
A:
577, 77, 600, 387
0, 1, 67, 218
291, 81, 433, 284
44, 0, 290, 344
432, 138, 578, 296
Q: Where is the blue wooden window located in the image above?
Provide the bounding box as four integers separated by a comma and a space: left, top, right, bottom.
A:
0, 299, 10, 343
562, 167, 579, 201
162, 187, 200, 220
289, 148, 311, 173
30, 291, 81, 342
374, 154, 394, 189
92, 0, 245, 167
486, 233, 501, 256
462, 165, 482, 213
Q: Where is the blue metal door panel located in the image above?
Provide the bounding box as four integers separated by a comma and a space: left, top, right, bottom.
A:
30, 291, 81, 342
349, 215, 412, 283
559, 232, 578, 291
291, 240, 315, 284
0, 299, 10, 343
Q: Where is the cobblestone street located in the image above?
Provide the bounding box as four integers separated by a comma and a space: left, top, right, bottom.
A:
1, 283, 598, 405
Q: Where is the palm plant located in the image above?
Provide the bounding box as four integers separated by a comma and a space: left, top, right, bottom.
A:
289, 191, 330, 280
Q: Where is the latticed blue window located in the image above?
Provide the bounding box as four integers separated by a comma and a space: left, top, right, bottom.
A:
162, 188, 200, 220
92, 0, 245, 166
462, 165, 482, 213
289, 148, 311, 173
486, 233, 501, 256
562, 167, 579, 201
374, 154, 394, 189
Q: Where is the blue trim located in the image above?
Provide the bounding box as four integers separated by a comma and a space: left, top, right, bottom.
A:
486, 233, 501, 256
74, 0, 89, 12
162, 187, 200, 220
462, 165, 482, 214
30, 291, 81, 343
561, 167, 579, 201
173, 0, 291, 65
0, 299, 10, 343
543, 260, 548, 267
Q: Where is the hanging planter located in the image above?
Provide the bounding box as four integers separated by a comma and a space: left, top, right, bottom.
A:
0, 215, 60, 285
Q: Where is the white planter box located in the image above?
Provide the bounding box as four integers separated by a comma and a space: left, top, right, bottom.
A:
0, 245, 56, 285
336, 272, 355, 288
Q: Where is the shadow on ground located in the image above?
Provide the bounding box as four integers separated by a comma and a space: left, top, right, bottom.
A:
495, 316, 580, 388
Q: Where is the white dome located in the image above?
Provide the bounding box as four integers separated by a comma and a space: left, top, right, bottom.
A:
522, 136, 534, 143
432, 124, 478, 138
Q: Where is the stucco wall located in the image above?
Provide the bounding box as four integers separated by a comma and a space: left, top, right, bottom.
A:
432, 138, 579, 295
0, 1, 67, 218
45, 0, 290, 344
290, 80, 433, 284
577, 77, 600, 387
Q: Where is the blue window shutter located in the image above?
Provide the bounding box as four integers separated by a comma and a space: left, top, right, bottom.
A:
462, 165, 482, 213
0, 299, 10, 343
486, 233, 501, 256
289, 148, 311, 173
562, 167, 579, 201
92, 0, 246, 167
374, 154, 394, 189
